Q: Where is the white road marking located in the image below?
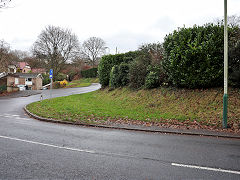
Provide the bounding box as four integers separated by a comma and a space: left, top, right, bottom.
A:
171, 163, 240, 175
0, 134, 239, 176
0, 135, 95, 154
0, 114, 31, 121
15, 117, 32, 121
2, 113, 12, 116
11, 115, 20, 117
11, 121, 36, 126
3, 115, 13, 118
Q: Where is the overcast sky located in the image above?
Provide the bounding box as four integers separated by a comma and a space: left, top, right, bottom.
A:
0, 0, 240, 54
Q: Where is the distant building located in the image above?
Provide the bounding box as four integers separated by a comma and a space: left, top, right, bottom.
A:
1, 73, 43, 92
8, 62, 32, 74
18, 62, 31, 73
8, 65, 17, 73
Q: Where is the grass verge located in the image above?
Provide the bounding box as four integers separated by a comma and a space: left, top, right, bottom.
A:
65, 78, 99, 88
27, 87, 240, 132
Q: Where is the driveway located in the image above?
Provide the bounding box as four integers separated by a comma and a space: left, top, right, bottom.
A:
0, 83, 239, 179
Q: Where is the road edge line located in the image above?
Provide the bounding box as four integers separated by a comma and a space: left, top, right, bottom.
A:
171, 163, 240, 175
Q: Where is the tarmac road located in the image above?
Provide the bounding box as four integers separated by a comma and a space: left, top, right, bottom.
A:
0, 84, 239, 179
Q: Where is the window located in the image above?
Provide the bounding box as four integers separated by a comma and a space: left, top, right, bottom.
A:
15, 78, 19, 85
26, 78, 32, 82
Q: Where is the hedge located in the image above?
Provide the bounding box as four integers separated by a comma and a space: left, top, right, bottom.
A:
109, 63, 130, 89
129, 55, 150, 89
163, 24, 231, 88
81, 68, 98, 78
98, 51, 141, 87
0, 85, 7, 92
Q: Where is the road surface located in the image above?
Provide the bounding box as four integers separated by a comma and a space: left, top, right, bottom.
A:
0, 84, 239, 179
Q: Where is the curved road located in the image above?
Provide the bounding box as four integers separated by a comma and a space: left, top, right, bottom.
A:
0, 84, 239, 179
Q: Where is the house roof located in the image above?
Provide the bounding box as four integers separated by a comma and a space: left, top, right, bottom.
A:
18, 62, 30, 69
0, 72, 8, 79
9, 73, 43, 79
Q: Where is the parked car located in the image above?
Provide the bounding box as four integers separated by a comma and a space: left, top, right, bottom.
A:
17, 85, 25, 91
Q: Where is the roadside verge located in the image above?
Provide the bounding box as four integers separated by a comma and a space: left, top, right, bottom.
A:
24, 105, 240, 139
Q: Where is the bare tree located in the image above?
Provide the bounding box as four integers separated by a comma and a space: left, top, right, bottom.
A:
11, 50, 30, 60
0, 0, 11, 9
215, 15, 240, 27
0, 39, 11, 72
228, 15, 240, 27
72, 56, 85, 70
139, 42, 164, 65
32, 25, 80, 80
81, 37, 106, 67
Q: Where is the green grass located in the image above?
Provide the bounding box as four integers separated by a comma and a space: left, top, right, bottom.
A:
27, 87, 240, 129
66, 78, 99, 88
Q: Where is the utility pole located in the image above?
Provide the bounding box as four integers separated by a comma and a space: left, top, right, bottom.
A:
223, 0, 228, 128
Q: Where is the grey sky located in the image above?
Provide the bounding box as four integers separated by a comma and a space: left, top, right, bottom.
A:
0, 0, 240, 54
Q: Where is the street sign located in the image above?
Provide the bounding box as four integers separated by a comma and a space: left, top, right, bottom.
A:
49, 69, 53, 99
49, 69, 53, 79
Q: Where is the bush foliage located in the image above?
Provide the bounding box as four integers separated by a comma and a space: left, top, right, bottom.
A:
81, 68, 98, 78
109, 65, 119, 89
98, 24, 240, 89
55, 73, 67, 81
129, 55, 150, 89
42, 74, 51, 86
118, 63, 130, 87
229, 27, 240, 87
60, 79, 68, 88
109, 63, 130, 89
163, 24, 240, 88
53, 81, 61, 89
145, 65, 165, 89
163, 24, 226, 88
98, 51, 141, 87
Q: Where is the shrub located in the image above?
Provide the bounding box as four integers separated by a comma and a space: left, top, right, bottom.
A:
118, 63, 130, 86
98, 51, 141, 87
98, 55, 114, 87
229, 35, 240, 87
0, 85, 7, 93
139, 42, 164, 65
53, 81, 61, 89
81, 68, 98, 78
109, 65, 119, 89
42, 74, 51, 86
145, 65, 166, 89
109, 63, 130, 89
55, 73, 67, 81
145, 72, 159, 89
129, 55, 151, 89
60, 79, 68, 88
68, 71, 78, 81
163, 24, 228, 88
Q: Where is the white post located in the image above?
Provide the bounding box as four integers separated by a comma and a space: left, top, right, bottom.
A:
223, 0, 228, 128
50, 78, 53, 99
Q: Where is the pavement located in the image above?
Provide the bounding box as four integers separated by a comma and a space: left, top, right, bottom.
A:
0, 90, 42, 99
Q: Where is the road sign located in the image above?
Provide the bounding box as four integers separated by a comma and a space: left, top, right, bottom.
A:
49, 69, 53, 79
49, 69, 53, 98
